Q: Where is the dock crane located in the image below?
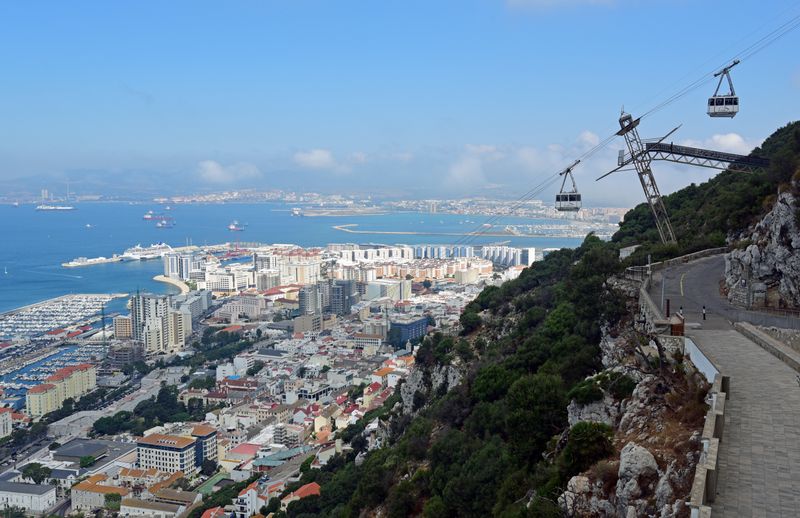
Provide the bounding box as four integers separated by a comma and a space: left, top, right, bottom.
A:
598, 111, 770, 245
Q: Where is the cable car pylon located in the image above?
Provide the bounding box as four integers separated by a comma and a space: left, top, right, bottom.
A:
598, 111, 770, 246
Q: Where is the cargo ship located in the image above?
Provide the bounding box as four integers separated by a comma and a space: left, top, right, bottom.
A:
228, 220, 246, 231
36, 204, 75, 211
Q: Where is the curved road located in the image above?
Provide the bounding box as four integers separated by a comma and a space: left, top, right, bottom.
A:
652, 254, 800, 516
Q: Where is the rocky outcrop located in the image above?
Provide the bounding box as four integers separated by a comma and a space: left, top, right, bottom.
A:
567, 394, 621, 428
399, 363, 462, 415
726, 191, 800, 307
616, 442, 658, 514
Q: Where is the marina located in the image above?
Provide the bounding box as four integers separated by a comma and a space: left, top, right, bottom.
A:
0, 293, 126, 341
0, 343, 107, 396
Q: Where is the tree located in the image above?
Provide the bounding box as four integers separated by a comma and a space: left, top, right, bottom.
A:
459, 311, 481, 335
246, 361, 265, 376
48, 441, 61, 451
0, 506, 27, 518
104, 492, 122, 512
79, 455, 96, 468
299, 455, 315, 474
201, 459, 218, 476
22, 463, 52, 485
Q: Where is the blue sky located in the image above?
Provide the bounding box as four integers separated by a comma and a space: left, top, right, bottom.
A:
0, 0, 798, 205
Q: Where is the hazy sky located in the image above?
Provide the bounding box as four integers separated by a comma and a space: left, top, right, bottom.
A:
0, 1, 798, 205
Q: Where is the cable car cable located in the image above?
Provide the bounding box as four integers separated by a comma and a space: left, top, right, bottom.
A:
446, 8, 800, 250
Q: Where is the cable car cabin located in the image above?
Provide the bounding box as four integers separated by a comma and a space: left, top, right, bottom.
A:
707, 96, 739, 118
555, 192, 581, 211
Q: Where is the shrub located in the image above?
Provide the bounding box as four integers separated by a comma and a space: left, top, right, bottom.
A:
558, 422, 614, 478
566, 379, 603, 405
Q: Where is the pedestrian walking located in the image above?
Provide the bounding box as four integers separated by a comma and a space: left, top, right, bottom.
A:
679, 305, 683, 318
702, 305, 706, 321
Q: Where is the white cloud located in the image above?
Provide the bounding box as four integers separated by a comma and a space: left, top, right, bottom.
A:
293, 149, 337, 170
391, 152, 414, 162
681, 133, 762, 155
579, 130, 600, 148
197, 160, 261, 184
466, 143, 505, 161
465, 144, 497, 154
350, 151, 368, 164
447, 156, 486, 187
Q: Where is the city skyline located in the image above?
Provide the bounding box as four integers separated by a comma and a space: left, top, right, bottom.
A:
0, 1, 798, 205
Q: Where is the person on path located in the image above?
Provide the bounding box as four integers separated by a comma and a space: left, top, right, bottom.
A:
702, 305, 707, 321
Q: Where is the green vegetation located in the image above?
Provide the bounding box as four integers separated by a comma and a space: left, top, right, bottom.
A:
201, 459, 218, 476
188, 376, 216, 390
566, 370, 636, 404
22, 463, 52, 485
104, 492, 122, 511
246, 360, 265, 376
302, 235, 625, 517
79, 455, 96, 468
187, 475, 260, 518
615, 121, 800, 262
92, 385, 192, 436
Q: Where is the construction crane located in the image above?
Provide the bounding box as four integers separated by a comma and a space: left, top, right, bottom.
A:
598, 111, 770, 245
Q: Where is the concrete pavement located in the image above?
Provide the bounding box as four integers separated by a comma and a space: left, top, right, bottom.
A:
649, 254, 800, 516
689, 330, 800, 517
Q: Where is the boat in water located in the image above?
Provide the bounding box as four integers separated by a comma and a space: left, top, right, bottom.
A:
36, 204, 75, 211
291, 207, 302, 217
143, 210, 156, 220
122, 242, 173, 260
228, 220, 245, 231
156, 218, 175, 229
62, 255, 124, 268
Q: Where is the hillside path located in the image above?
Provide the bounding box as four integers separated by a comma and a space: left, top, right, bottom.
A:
649, 254, 800, 516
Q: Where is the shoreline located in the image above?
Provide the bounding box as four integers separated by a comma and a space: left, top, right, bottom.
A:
331, 223, 592, 240
153, 275, 190, 294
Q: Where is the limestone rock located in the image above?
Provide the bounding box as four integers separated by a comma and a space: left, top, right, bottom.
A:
567, 394, 620, 427
726, 191, 800, 307
399, 363, 462, 415
616, 442, 658, 513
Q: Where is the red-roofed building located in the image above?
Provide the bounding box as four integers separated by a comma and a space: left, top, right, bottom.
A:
201, 507, 227, 518
281, 482, 321, 511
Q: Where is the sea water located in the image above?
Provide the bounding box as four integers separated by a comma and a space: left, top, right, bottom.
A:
0, 202, 583, 314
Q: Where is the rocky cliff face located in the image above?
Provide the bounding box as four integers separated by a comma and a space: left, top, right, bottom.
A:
399, 363, 462, 415
726, 191, 800, 308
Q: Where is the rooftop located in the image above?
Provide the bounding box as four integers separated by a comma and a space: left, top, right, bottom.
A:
137, 433, 195, 449
0, 480, 56, 495
121, 498, 182, 513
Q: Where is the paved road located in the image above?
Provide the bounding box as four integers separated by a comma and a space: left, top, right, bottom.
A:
652, 254, 800, 516
650, 255, 800, 330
